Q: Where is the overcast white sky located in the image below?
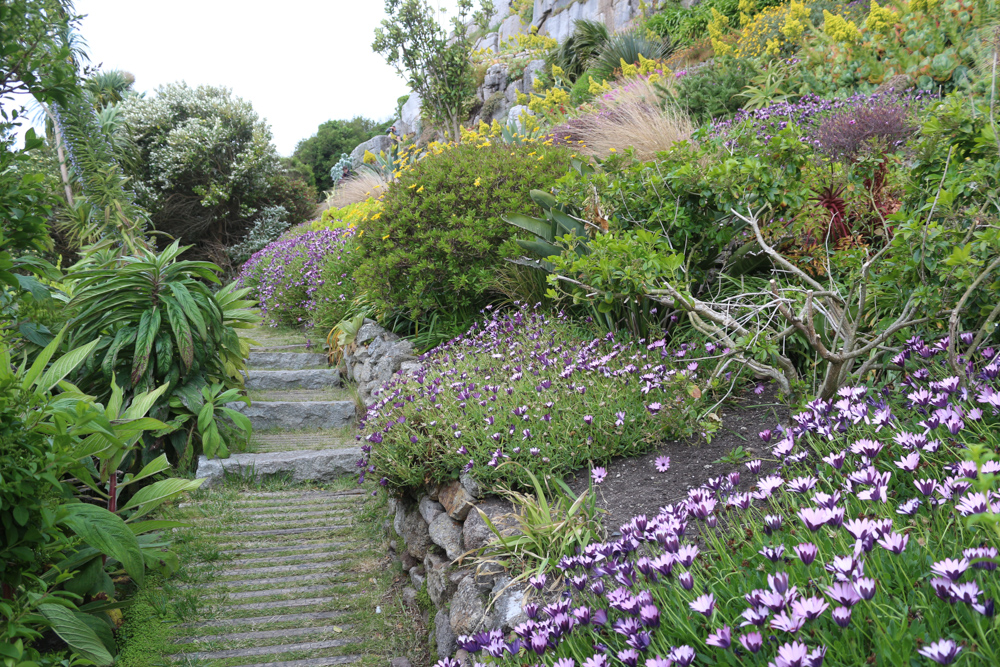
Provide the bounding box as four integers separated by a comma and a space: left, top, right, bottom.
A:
74, 0, 460, 155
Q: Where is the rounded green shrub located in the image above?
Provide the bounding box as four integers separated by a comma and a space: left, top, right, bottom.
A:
353, 143, 573, 317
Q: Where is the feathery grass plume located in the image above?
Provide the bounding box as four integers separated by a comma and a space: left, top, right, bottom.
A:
575, 76, 695, 160
328, 167, 389, 208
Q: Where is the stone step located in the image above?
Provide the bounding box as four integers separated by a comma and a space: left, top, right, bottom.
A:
227, 582, 356, 601
246, 369, 342, 391
180, 569, 350, 590
227, 655, 361, 667
220, 596, 342, 614
238, 489, 365, 500
215, 514, 349, 530
210, 550, 349, 568
249, 351, 330, 370
177, 610, 346, 630
196, 448, 363, 488
225, 523, 349, 538
209, 560, 350, 579
228, 400, 355, 432
173, 637, 356, 661
216, 541, 352, 556
249, 389, 350, 403
253, 431, 356, 454
174, 624, 352, 645
235, 508, 352, 522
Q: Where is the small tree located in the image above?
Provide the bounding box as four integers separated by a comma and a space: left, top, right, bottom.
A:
373, 0, 489, 142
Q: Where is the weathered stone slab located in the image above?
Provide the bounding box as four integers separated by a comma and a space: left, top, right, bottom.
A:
249, 351, 329, 370
227, 400, 355, 431
174, 624, 350, 644
246, 369, 342, 390
196, 447, 363, 488
228, 656, 360, 667
174, 638, 355, 661
439, 480, 475, 521
177, 610, 346, 630
428, 513, 464, 561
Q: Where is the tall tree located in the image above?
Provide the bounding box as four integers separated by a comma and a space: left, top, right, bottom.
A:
292, 116, 389, 193
373, 0, 488, 142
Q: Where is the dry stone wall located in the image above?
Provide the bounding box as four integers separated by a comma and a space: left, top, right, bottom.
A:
387, 476, 527, 660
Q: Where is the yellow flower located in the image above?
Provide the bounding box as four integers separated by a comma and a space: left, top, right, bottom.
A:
609, 147, 616, 153
408, 183, 417, 189
372, 212, 382, 220
382, 234, 390, 240
358, 229, 364, 237
474, 177, 482, 186
417, 186, 424, 193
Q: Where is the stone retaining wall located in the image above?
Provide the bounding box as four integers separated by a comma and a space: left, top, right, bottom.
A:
387, 475, 526, 660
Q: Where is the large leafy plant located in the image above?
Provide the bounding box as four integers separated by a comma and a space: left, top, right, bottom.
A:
66, 240, 256, 468
1, 331, 199, 667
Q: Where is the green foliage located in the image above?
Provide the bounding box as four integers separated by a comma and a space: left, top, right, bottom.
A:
227, 205, 291, 266
314, 235, 366, 329
590, 28, 675, 81
373, 0, 488, 141
547, 19, 611, 83
473, 464, 605, 585
798, 0, 980, 95
547, 228, 684, 338
0, 333, 192, 666
353, 143, 573, 318
67, 241, 256, 468
646, 0, 741, 47
118, 82, 305, 258
657, 56, 759, 122
292, 116, 390, 192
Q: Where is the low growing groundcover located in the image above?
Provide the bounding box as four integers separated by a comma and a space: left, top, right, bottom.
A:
356, 304, 706, 493
442, 337, 1000, 667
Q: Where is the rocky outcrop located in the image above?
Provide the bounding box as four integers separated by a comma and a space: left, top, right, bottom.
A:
342, 320, 419, 407
532, 0, 642, 42
350, 134, 395, 169
395, 93, 423, 138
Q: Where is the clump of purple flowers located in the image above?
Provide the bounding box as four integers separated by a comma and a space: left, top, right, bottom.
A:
236, 227, 356, 326
447, 336, 1000, 667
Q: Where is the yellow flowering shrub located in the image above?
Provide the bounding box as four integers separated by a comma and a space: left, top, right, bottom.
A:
588, 76, 613, 95
708, 8, 733, 56
735, 4, 794, 57
527, 86, 570, 116
781, 0, 810, 41
362, 150, 377, 165
739, 0, 757, 25
865, 0, 899, 31
823, 10, 861, 42
313, 197, 384, 230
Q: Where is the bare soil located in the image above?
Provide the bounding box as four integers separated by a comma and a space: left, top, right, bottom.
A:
570, 386, 789, 534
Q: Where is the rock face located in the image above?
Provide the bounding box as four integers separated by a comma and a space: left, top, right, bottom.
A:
449, 576, 487, 636
507, 104, 534, 130
399, 505, 433, 560
435, 608, 457, 658
349, 134, 395, 169
343, 319, 419, 406
439, 480, 476, 521
396, 93, 423, 138
498, 13, 529, 43
196, 448, 361, 487
462, 497, 515, 552
532, 0, 641, 41
481, 63, 509, 99
248, 352, 328, 370
428, 513, 465, 561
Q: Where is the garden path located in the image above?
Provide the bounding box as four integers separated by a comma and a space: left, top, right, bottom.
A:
165, 329, 385, 667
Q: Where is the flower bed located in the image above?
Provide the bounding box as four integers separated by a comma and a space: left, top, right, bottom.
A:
357, 305, 705, 493
236, 227, 358, 327
454, 337, 1000, 666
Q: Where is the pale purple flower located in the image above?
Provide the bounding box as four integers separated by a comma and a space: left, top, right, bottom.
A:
690, 593, 715, 617
739, 631, 763, 653
918, 639, 961, 665
706, 625, 731, 648
591, 467, 607, 484
655, 456, 671, 473
795, 542, 818, 565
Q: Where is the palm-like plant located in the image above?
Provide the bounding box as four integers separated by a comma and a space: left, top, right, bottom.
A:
589, 28, 674, 81
66, 240, 257, 466
548, 19, 611, 82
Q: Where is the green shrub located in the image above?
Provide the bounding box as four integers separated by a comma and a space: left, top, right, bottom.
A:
353, 143, 573, 318
658, 56, 759, 123
646, 0, 740, 47
313, 234, 366, 329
